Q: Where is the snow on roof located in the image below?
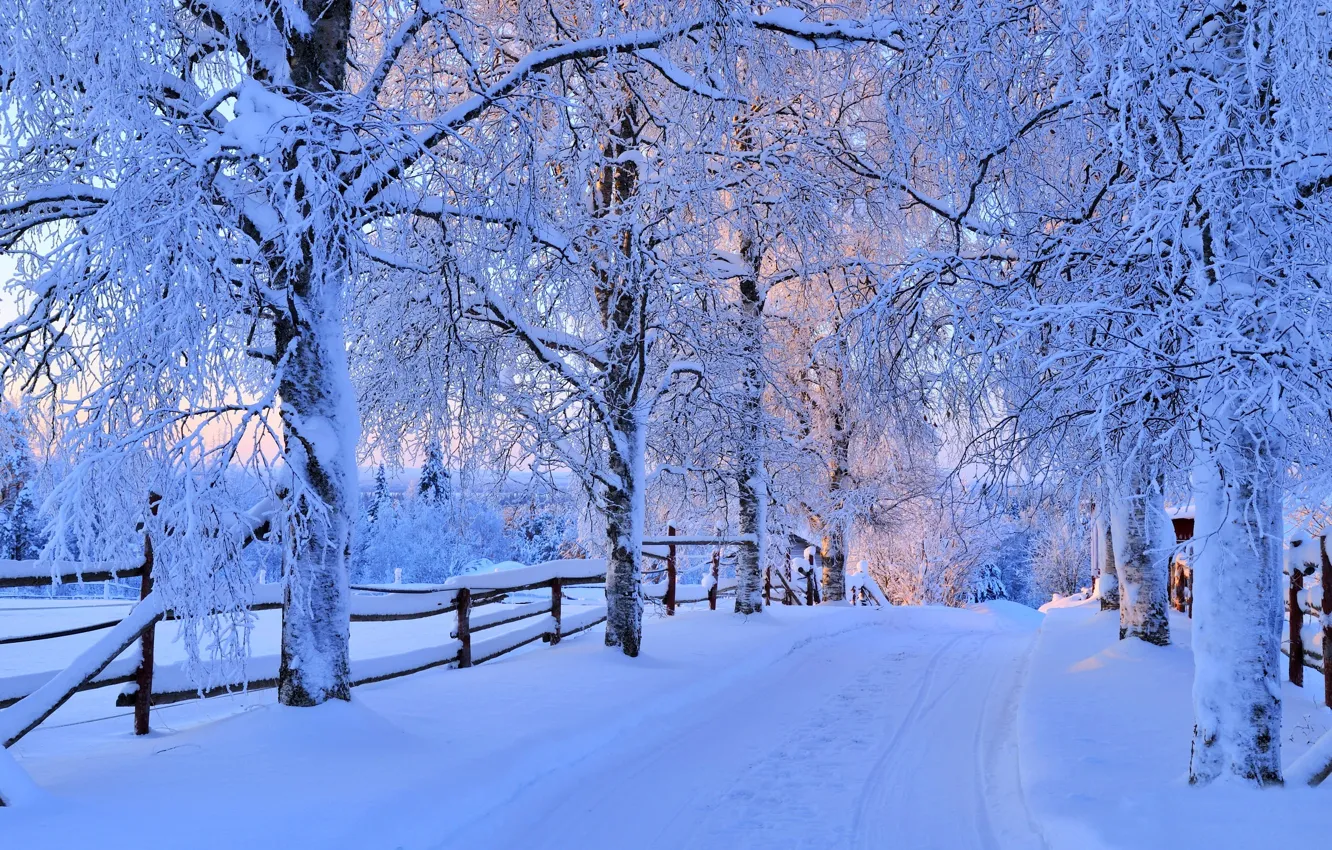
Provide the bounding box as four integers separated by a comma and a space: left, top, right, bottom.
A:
1166, 503, 1195, 520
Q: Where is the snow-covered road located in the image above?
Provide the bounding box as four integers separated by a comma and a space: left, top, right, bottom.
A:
444, 608, 1045, 850
4, 603, 1049, 849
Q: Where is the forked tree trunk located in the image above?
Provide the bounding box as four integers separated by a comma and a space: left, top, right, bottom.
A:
1097, 516, 1120, 610
1107, 457, 1171, 645
275, 0, 356, 707
1189, 425, 1284, 785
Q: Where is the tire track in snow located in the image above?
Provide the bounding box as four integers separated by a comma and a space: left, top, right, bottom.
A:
849, 632, 970, 849
447, 617, 1044, 850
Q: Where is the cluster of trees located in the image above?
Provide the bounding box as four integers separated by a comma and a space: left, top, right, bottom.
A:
0, 406, 43, 562
353, 454, 576, 585
2, 0, 1328, 785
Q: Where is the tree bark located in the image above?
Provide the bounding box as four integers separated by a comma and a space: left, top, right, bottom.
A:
821, 398, 850, 602
1189, 426, 1283, 785
820, 525, 847, 604
595, 106, 647, 655
275, 293, 357, 705
1107, 457, 1171, 645
1097, 516, 1120, 611
275, 1, 356, 706
734, 232, 766, 615
602, 418, 645, 656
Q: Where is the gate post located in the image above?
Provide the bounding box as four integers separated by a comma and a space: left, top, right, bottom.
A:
1289, 560, 1305, 688
708, 549, 720, 611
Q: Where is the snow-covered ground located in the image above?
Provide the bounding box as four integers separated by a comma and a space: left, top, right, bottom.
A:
1023, 598, 1330, 849
1, 597, 1329, 848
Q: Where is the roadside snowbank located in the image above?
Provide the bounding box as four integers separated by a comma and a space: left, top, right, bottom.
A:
1020, 600, 1330, 849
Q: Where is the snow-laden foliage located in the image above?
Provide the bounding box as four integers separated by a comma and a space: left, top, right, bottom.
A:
351, 476, 575, 585
1030, 510, 1090, 603
0, 0, 907, 684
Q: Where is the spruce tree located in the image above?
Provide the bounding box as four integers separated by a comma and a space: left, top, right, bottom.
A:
417, 442, 450, 506
369, 465, 392, 524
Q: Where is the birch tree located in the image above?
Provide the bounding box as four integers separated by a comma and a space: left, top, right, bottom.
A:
869, 0, 1332, 785
0, 1, 906, 688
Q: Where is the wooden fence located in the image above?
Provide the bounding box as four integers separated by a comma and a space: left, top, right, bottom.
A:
1284, 535, 1332, 710
0, 544, 755, 756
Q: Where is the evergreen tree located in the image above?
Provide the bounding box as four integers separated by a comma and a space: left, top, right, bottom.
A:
971, 561, 1007, 603
7, 485, 40, 561
417, 443, 450, 507
368, 465, 392, 525
0, 406, 41, 560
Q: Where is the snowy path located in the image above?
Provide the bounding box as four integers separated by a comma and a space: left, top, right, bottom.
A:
3, 604, 1047, 850
442, 611, 1045, 850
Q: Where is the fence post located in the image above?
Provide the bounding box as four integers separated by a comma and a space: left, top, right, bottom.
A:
1322, 536, 1332, 709
1186, 567, 1193, 619
804, 546, 815, 607
134, 494, 160, 736
803, 567, 815, 606
708, 548, 720, 611
764, 565, 772, 606
1289, 559, 1305, 688
456, 587, 473, 669
549, 578, 563, 646
665, 525, 677, 616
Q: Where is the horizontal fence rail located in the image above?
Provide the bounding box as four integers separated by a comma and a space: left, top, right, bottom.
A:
0, 546, 752, 747
0, 522, 872, 779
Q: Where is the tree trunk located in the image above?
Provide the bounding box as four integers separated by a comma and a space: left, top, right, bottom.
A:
1097, 516, 1120, 611
603, 417, 645, 656
275, 289, 357, 705
1107, 457, 1171, 645
734, 232, 766, 615
275, 0, 356, 707
594, 105, 647, 655
821, 400, 850, 602
820, 525, 847, 604
1189, 426, 1284, 785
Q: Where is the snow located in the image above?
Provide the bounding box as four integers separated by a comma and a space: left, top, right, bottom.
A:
3, 604, 1035, 845
1021, 599, 1330, 848
443, 558, 608, 590
0, 559, 141, 583
349, 588, 459, 619
3, 595, 1330, 840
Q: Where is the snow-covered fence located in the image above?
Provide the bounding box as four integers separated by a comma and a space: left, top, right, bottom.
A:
0, 558, 144, 589
0, 549, 757, 754
0, 560, 611, 752
1283, 535, 1331, 710
847, 565, 889, 607
642, 528, 751, 614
